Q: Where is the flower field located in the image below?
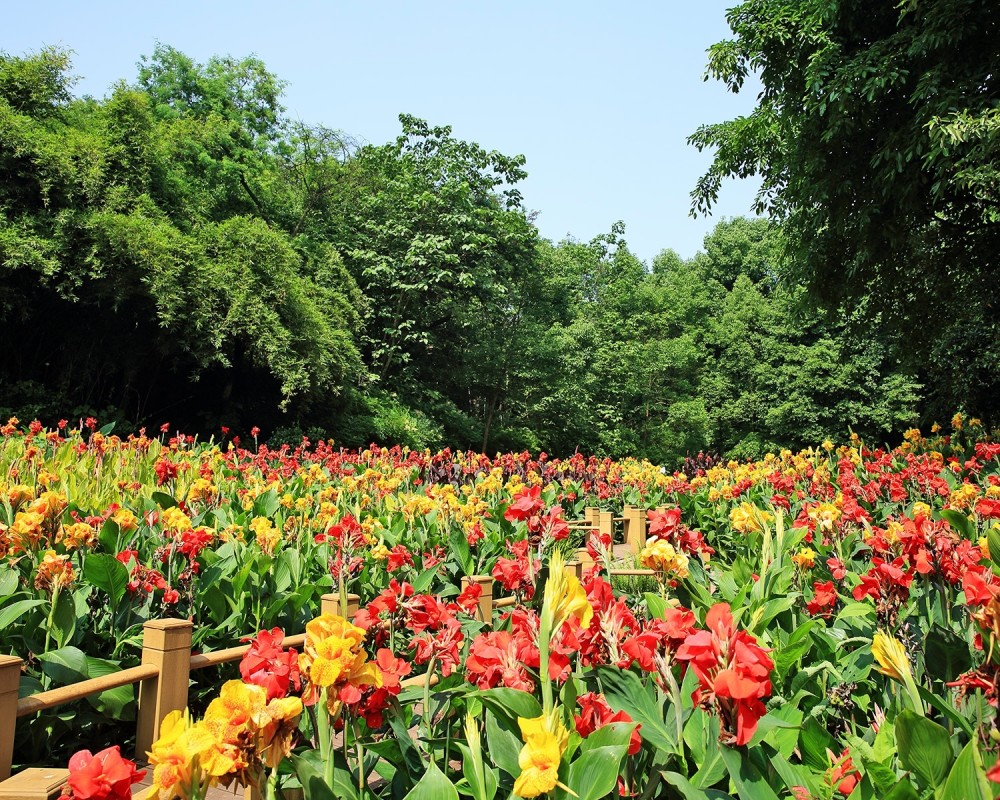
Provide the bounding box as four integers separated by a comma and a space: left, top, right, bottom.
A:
4, 417, 1000, 799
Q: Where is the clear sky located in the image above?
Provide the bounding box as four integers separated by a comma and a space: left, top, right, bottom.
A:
5, 1, 762, 263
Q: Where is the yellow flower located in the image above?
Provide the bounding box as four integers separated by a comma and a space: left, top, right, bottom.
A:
808, 503, 840, 532
371, 543, 391, 561
952, 413, 963, 431
639, 539, 690, 578
872, 632, 911, 682
203, 680, 268, 743
541, 550, 593, 632
791, 548, 816, 569
34, 550, 75, 594
730, 503, 772, 534
872, 631, 924, 713
112, 507, 138, 531
513, 710, 571, 798
161, 506, 192, 533
822, 439, 835, 452
912, 501, 932, 518
980, 536, 991, 560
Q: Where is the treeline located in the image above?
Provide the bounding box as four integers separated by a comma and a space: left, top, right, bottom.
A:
0, 46, 928, 460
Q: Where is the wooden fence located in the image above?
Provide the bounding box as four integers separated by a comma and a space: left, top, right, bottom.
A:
0, 505, 661, 799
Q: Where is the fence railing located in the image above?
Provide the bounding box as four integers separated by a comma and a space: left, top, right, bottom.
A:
0, 504, 662, 797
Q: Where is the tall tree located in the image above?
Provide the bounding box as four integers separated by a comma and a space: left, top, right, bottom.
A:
689, 0, 1000, 418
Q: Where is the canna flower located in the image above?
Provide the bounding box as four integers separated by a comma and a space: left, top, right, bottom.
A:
64, 746, 145, 800
112, 508, 138, 532
35, 550, 75, 594
871, 631, 911, 683
160, 507, 192, 533
791, 548, 816, 569
541, 549, 593, 633
299, 613, 381, 711
240, 628, 300, 701
512, 709, 571, 798
145, 710, 216, 800
871, 631, 923, 713
730, 503, 772, 534
639, 539, 690, 577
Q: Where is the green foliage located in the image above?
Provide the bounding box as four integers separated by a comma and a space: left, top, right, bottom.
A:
690, 0, 1000, 421
0, 44, 924, 458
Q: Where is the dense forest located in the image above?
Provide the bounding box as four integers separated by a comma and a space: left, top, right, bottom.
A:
1, 13, 996, 462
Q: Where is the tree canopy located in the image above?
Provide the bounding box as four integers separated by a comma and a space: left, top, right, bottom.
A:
0, 44, 928, 459
689, 0, 1000, 421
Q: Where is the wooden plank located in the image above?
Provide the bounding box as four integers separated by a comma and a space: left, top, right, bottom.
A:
16, 664, 158, 717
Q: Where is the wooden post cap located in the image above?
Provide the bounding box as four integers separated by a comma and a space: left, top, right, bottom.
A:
0, 768, 69, 800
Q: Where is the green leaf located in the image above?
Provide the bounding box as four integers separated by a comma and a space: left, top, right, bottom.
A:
50, 590, 78, 648
598, 666, 677, 752
37, 646, 89, 685
923, 624, 972, 683
799, 717, 837, 771
450, 526, 474, 576
412, 564, 438, 594
645, 592, 668, 619
557, 730, 630, 800
0, 598, 46, 630
485, 709, 523, 778
882, 776, 920, 800
85, 657, 135, 719
939, 740, 991, 800
84, 553, 130, 604
254, 489, 280, 519
775, 620, 816, 678
940, 508, 975, 541
0, 566, 19, 597
457, 742, 498, 800
475, 688, 542, 722
151, 491, 177, 509
290, 752, 357, 800
405, 760, 459, 800
719, 745, 781, 800
895, 709, 954, 789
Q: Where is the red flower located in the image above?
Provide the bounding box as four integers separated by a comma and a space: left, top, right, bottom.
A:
647, 507, 682, 539
466, 630, 535, 692
504, 486, 544, 522
675, 603, 774, 746
806, 581, 838, 618
64, 746, 145, 800
386, 545, 413, 572
963, 567, 1000, 607
825, 748, 860, 796
574, 692, 642, 755
976, 498, 1000, 519
240, 627, 301, 700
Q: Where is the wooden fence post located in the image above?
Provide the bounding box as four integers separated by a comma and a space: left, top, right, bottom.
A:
576, 546, 595, 572
584, 507, 599, 529
624, 506, 646, 553
136, 619, 193, 760
463, 575, 494, 623
598, 510, 614, 540
564, 560, 583, 582
321, 593, 360, 619
0, 656, 21, 781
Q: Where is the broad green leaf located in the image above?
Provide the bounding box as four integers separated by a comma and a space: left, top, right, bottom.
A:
404, 761, 459, 800
85, 657, 135, 719
557, 735, 630, 800
151, 491, 177, 509
895, 709, 954, 789
485, 709, 523, 778
476, 688, 542, 721
0, 598, 45, 630
940, 508, 975, 541
939, 740, 991, 800
84, 553, 129, 604
598, 666, 677, 752
719, 745, 781, 800
0, 566, 19, 597
37, 646, 89, 685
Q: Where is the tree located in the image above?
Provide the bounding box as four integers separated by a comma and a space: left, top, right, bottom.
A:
690, 1, 1000, 417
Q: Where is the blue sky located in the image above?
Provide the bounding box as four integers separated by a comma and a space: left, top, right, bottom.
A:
5, 1, 762, 262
